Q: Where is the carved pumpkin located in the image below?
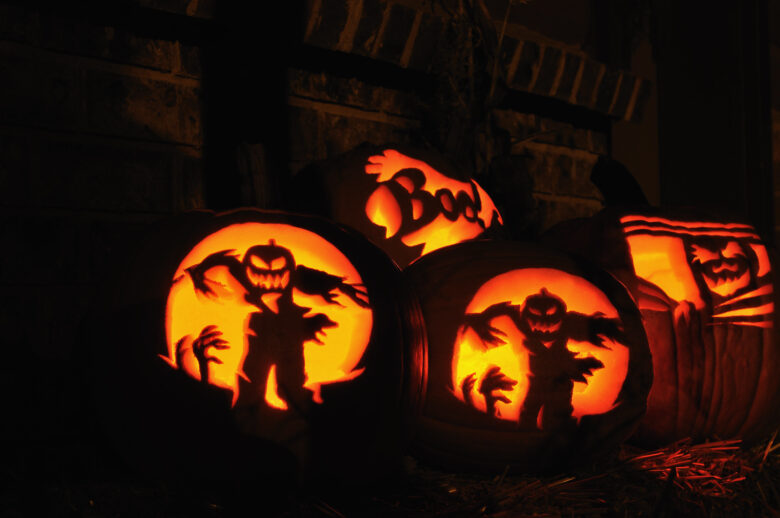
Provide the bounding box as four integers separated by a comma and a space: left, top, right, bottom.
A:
542, 209, 780, 446
404, 240, 652, 472
90, 209, 423, 485
288, 145, 504, 268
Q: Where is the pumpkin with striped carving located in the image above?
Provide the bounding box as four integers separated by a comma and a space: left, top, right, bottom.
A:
543, 209, 780, 446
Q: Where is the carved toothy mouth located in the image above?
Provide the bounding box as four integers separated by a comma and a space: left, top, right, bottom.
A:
701, 260, 750, 297
528, 320, 562, 334
247, 269, 290, 291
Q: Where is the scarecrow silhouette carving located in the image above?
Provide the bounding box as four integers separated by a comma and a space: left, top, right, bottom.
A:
175, 241, 369, 411
460, 289, 627, 430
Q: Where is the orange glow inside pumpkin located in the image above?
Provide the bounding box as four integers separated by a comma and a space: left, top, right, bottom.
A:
453, 317, 530, 420
620, 215, 759, 233
624, 234, 705, 308
401, 212, 486, 256
265, 364, 288, 410
451, 268, 629, 424
621, 216, 773, 327
712, 301, 774, 320
364, 149, 502, 257
365, 185, 402, 239
165, 223, 373, 407
716, 283, 773, 305
750, 243, 771, 278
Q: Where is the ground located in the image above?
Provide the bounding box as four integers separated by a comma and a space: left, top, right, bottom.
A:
3, 433, 778, 517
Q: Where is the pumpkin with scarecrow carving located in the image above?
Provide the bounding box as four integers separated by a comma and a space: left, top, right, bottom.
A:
458, 286, 628, 431
166, 226, 372, 413
404, 240, 652, 472
92, 209, 422, 484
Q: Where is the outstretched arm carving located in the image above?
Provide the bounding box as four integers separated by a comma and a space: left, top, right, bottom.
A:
186, 250, 246, 297
462, 302, 517, 346
565, 311, 626, 348
295, 265, 370, 308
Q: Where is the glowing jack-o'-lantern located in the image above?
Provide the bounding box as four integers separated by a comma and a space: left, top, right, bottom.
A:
404, 240, 652, 473
90, 209, 423, 485
165, 223, 373, 412
620, 215, 774, 325
542, 209, 780, 446
288, 145, 503, 268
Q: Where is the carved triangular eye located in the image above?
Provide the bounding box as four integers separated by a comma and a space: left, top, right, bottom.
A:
721, 241, 746, 260
270, 257, 287, 269
250, 255, 270, 269
545, 307, 557, 315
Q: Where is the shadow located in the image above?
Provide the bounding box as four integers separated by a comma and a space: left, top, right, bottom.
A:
201, 2, 305, 210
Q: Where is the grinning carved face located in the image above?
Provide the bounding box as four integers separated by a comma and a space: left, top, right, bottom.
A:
243, 241, 293, 294
521, 288, 566, 340
688, 238, 752, 298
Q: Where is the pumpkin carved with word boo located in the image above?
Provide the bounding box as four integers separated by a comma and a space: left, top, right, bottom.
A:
91, 209, 423, 485
288, 145, 503, 268
404, 240, 652, 473
543, 209, 780, 446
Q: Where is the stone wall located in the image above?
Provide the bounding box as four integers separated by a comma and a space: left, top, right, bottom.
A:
0, 2, 206, 449
292, 0, 653, 237
772, 0, 780, 244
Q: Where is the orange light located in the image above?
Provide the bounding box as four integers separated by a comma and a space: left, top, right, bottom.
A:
363, 149, 502, 259
401, 213, 486, 256
165, 222, 373, 408
715, 284, 772, 306
623, 225, 758, 239
365, 185, 402, 239
750, 243, 771, 278
624, 234, 704, 308
713, 302, 774, 319
264, 364, 288, 410
452, 317, 529, 421
451, 268, 629, 425
621, 215, 757, 232
620, 215, 773, 327
568, 339, 628, 419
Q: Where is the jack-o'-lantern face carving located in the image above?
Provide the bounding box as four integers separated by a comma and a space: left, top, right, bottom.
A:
165, 223, 372, 411
688, 238, 752, 298
520, 289, 565, 339
244, 242, 294, 294
620, 215, 773, 327
452, 269, 630, 430
364, 149, 502, 262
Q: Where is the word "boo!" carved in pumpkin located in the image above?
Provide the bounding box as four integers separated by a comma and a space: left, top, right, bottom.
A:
363, 149, 502, 260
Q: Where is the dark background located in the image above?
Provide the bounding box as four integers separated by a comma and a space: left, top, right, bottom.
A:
1, 0, 778, 514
